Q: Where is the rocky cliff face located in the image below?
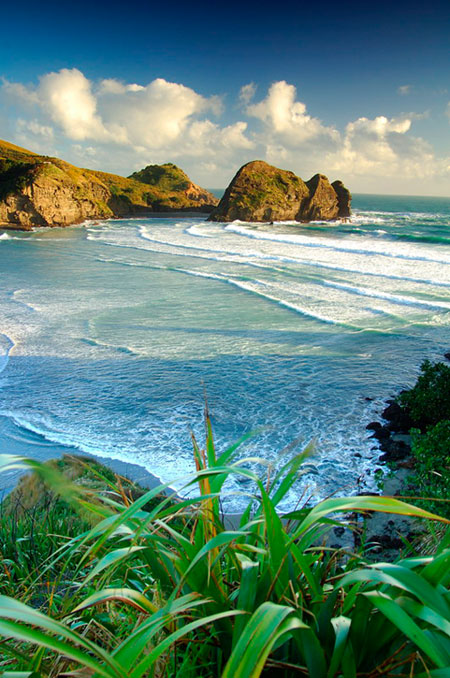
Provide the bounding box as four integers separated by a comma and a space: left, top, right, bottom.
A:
0, 140, 218, 229
208, 161, 351, 223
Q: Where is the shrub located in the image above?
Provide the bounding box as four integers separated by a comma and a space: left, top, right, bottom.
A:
398, 359, 450, 429
409, 420, 450, 519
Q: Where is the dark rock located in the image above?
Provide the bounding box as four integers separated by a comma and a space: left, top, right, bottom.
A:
382, 401, 413, 432
331, 180, 352, 217
369, 534, 404, 550
370, 426, 391, 441
334, 526, 345, 537
366, 421, 382, 431
379, 439, 410, 462
444, 352, 450, 361
303, 174, 339, 221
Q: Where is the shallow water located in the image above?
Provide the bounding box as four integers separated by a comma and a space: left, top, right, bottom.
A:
0, 194, 449, 510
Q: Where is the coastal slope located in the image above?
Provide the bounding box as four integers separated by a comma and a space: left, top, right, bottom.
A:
0, 140, 218, 229
208, 160, 351, 223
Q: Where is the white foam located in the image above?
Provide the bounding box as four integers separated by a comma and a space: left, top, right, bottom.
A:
321, 279, 450, 311
0, 233, 11, 240
184, 225, 213, 238
79, 336, 140, 357
224, 223, 450, 265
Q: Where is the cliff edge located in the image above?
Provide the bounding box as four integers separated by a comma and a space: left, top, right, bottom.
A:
208, 160, 351, 223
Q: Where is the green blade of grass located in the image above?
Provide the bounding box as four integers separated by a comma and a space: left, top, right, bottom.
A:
365, 591, 450, 667
341, 563, 449, 618
222, 603, 307, 678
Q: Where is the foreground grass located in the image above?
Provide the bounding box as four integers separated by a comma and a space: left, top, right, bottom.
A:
0, 417, 449, 677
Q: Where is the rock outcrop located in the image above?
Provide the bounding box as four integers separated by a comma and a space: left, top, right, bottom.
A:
0, 140, 218, 229
208, 160, 351, 223
129, 163, 217, 208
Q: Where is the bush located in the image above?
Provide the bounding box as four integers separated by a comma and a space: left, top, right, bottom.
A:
409, 420, 450, 519
398, 359, 450, 429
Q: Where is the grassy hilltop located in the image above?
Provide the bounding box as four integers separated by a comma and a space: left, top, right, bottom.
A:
0, 139, 217, 229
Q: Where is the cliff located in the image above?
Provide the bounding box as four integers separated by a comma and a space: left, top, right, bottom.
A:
208, 160, 351, 223
0, 140, 218, 229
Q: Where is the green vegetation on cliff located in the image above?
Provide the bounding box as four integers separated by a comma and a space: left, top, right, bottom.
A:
0, 418, 449, 677
0, 139, 218, 228
130, 162, 191, 191
395, 360, 450, 519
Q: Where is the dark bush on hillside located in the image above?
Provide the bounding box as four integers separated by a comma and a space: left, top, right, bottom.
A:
409, 420, 450, 519
398, 359, 450, 429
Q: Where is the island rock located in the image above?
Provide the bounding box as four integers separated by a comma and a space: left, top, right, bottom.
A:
208, 160, 351, 223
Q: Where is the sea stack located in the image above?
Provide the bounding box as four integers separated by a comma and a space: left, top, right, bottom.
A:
208, 160, 351, 223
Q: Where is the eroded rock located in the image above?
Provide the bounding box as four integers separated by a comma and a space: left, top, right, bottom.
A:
208, 160, 351, 223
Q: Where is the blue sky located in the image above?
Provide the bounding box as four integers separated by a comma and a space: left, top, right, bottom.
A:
1, 0, 449, 194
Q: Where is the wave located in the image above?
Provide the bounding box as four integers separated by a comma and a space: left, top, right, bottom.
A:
394, 233, 450, 245
320, 279, 450, 311
173, 267, 353, 327
184, 225, 213, 238
0, 233, 11, 240
225, 224, 450, 265
79, 336, 141, 357
93, 225, 450, 293
11, 289, 39, 312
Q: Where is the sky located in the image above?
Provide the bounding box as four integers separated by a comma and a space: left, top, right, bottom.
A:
1, 0, 449, 195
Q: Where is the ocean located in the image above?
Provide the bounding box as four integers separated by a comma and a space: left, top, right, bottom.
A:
0, 193, 449, 511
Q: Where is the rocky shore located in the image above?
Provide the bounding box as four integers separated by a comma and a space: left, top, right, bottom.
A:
344, 351, 450, 559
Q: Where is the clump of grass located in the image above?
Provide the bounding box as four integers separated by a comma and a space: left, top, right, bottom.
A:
0, 418, 449, 677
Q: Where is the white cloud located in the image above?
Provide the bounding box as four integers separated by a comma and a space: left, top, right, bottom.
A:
16, 118, 54, 139
247, 80, 339, 145
398, 84, 412, 95
1, 79, 39, 105
324, 113, 448, 187
239, 83, 256, 104
1, 72, 449, 194
1, 70, 229, 153
38, 69, 109, 141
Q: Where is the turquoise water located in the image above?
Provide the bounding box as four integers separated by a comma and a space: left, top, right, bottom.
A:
0, 194, 449, 509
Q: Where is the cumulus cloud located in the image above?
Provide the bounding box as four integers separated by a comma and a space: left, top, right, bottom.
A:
247, 80, 339, 146
1, 69, 229, 151
324, 113, 445, 185
37, 69, 109, 141
1, 72, 448, 193
98, 77, 220, 149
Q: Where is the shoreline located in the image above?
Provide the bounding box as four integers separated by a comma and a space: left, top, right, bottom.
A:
0, 209, 213, 233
